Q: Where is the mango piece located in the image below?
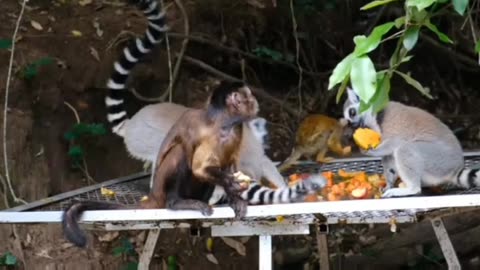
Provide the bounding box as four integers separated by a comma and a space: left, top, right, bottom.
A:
351, 187, 367, 199
353, 128, 382, 150
304, 194, 319, 202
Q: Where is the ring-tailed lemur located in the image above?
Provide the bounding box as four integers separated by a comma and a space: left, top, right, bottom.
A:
102, 0, 287, 189
208, 174, 327, 205
343, 88, 480, 198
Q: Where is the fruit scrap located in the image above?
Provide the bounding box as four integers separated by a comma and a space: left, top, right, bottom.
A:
276, 216, 285, 223
140, 195, 149, 202
304, 193, 319, 202
322, 171, 334, 187
389, 218, 398, 233
206, 237, 214, 252
100, 187, 115, 198
233, 171, 252, 189
288, 173, 310, 186
353, 128, 382, 150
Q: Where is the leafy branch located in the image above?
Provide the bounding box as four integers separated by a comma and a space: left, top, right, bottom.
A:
327, 0, 474, 113
63, 102, 106, 184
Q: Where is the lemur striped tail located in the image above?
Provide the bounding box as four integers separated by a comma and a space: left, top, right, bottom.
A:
457, 168, 480, 189
209, 175, 326, 206
105, 0, 168, 136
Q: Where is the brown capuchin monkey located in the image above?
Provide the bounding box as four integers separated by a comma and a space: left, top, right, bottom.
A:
141, 80, 259, 216
62, 81, 259, 247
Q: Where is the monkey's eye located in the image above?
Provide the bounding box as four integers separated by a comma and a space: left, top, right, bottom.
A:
349, 108, 357, 118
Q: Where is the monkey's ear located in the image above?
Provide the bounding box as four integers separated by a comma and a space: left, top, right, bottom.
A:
347, 87, 360, 103
229, 92, 241, 107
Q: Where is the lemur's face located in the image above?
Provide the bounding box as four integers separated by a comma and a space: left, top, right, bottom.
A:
343, 88, 363, 128
248, 117, 269, 149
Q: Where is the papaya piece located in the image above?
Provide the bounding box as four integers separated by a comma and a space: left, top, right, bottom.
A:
351, 187, 367, 199
353, 128, 382, 150
304, 194, 319, 202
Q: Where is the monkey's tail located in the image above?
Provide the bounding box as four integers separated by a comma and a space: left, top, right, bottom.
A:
277, 149, 302, 172
457, 167, 480, 189
105, 0, 169, 137
62, 200, 126, 247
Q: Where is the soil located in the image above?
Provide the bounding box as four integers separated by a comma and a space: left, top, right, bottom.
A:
0, 0, 479, 269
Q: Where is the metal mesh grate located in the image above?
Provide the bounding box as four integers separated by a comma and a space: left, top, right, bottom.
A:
32, 155, 480, 216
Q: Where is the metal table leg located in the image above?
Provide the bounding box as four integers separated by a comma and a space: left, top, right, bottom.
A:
431, 217, 461, 270
259, 235, 272, 270
138, 229, 161, 270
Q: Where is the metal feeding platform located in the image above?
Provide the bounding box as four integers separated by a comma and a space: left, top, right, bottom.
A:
1, 152, 480, 270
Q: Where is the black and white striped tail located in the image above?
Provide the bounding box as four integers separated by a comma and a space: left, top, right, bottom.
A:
240, 181, 311, 205
105, 0, 168, 136
209, 175, 326, 206
457, 168, 480, 188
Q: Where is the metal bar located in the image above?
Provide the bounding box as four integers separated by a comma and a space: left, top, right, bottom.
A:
431, 217, 461, 270
292, 150, 480, 165
3, 172, 149, 212
316, 226, 330, 270
138, 229, 161, 270
259, 235, 272, 270
101, 216, 315, 231
211, 223, 309, 237
2, 194, 480, 224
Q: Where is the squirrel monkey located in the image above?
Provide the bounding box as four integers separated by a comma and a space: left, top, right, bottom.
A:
278, 114, 352, 172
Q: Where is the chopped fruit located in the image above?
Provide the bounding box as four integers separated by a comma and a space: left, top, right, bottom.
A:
353, 128, 382, 150
100, 187, 115, 197
351, 187, 367, 199
304, 194, 319, 202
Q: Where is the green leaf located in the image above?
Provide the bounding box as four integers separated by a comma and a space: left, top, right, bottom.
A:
0, 39, 12, 49
123, 262, 138, 270
410, 7, 429, 22
403, 26, 420, 51
475, 39, 480, 53
353, 35, 367, 45
425, 21, 454, 44
35, 57, 54, 66
370, 72, 391, 113
350, 56, 377, 103
4, 253, 17, 266
394, 70, 433, 98
64, 131, 77, 141
452, 0, 469, 15
113, 246, 125, 257
335, 76, 350, 103
400, 55, 414, 63
168, 255, 178, 270
406, 0, 437, 11
68, 145, 84, 160
353, 22, 396, 56
328, 53, 355, 90
360, 0, 399, 10
252, 46, 284, 61
394, 16, 406, 28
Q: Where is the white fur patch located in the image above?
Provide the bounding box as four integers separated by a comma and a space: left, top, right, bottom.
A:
105, 97, 123, 106
107, 79, 124, 90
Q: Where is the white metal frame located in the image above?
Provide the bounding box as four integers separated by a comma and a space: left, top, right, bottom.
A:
2, 152, 480, 269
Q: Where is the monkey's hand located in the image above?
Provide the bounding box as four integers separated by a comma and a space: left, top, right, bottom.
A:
226, 174, 249, 194
230, 197, 248, 219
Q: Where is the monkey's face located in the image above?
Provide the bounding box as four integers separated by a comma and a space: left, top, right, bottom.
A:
227, 86, 259, 119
